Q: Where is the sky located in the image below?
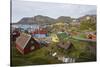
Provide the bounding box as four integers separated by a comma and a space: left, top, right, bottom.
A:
12, 0, 96, 22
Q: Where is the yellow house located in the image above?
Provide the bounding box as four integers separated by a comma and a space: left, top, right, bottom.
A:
51, 34, 59, 42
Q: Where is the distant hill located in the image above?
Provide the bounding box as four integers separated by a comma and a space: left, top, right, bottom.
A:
77, 15, 96, 22
17, 17, 34, 24
16, 15, 55, 25
33, 15, 55, 25
12, 15, 96, 25
56, 16, 72, 23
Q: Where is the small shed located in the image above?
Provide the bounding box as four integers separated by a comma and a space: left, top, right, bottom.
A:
57, 41, 73, 50
87, 33, 96, 40
16, 33, 40, 54
51, 34, 59, 42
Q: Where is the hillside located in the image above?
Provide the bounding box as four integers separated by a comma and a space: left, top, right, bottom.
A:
12, 15, 96, 25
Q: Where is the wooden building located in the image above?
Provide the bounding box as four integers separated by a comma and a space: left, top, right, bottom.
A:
31, 28, 48, 38
16, 33, 40, 54
57, 41, 73, 50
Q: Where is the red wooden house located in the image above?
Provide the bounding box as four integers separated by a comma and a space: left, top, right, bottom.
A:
32, 28, 47, 34
16, 33, 40, 54
31, 28, 48, 38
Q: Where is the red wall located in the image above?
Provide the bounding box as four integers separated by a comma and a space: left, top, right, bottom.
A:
16, 44, 24, 54
16, 39, 40, 54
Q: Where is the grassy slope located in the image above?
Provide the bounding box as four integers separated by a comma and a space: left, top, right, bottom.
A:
11, 42, 62, 66
11, 33, 96, 66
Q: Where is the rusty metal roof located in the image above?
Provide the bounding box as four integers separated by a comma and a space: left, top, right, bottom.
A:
16, 33, 31, 49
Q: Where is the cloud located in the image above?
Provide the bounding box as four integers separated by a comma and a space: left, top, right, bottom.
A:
12, 0, 96, 22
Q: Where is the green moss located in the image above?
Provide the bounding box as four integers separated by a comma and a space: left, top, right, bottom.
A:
11, 34, 96, 66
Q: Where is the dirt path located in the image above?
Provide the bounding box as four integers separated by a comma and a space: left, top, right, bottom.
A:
72, 36, 96, 42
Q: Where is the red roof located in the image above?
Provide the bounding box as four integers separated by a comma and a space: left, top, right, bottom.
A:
32, 28, 47, 34
16, 33, 31, 49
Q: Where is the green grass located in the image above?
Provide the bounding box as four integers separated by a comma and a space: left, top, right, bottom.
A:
57, 32, 69, 41
11, 42, 62, 66
11, 35, 96, 66
73, 33, 86, 39
69, 39, 96, 61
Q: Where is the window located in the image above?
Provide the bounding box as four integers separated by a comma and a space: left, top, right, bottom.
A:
31, 41, 34, 44
30, 46, 35, 50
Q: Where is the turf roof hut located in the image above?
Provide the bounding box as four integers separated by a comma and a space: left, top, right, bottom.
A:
57, 41, 73, 50
16, 33, 40, 54
57, 32, 68, 41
